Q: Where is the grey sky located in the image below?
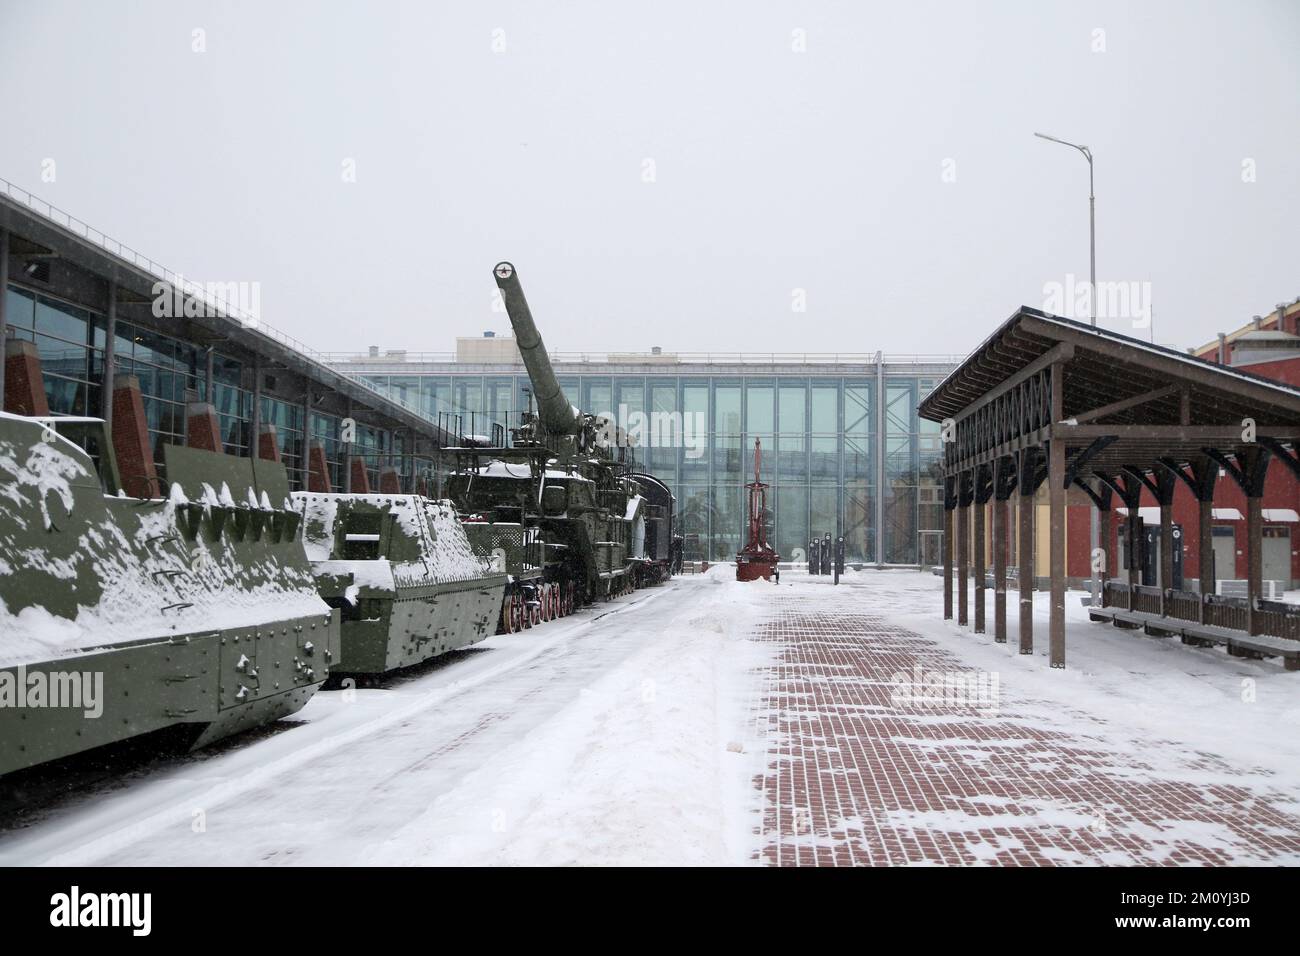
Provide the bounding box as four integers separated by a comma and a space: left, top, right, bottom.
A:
2, 0, 1296, 357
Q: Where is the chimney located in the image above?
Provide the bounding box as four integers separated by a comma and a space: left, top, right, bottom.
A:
1217, 333, 1227, 365
1252, 314, 1263, 330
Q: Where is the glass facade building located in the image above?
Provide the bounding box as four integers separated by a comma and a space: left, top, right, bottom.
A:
342, 356, 956, 565
5, 283, 424, 492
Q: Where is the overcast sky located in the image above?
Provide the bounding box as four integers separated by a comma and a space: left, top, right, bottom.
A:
1, 0, 1297, 358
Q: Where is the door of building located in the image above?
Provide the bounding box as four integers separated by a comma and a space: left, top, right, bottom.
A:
1263, 526, 1292, 588
1211, 525, 1237, 587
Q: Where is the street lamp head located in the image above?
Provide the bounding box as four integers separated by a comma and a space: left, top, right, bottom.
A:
1035, 131, 1091, 162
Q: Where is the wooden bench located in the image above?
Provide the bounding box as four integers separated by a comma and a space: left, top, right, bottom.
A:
1088, 605, 1300, 670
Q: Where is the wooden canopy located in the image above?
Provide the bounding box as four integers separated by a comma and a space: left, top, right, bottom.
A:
919, 307, 1300, 669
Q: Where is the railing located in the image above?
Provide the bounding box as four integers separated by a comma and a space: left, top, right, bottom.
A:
1204, 594, 1249, 631
1103, 580, 1128, 607
1103, 582, 1300, 638
0, 176, 438, 431
322, 350, 969, 366
1254, 599, 1300, 641
1166, 589, 1202, 623
1130, 585, 1163, 615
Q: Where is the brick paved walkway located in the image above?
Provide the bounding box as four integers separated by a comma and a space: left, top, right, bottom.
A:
751, 590, 1300, 866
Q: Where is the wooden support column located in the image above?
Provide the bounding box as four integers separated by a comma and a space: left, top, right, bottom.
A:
957, 471, 970, 627
1246, 494, 1263, 635
1196, 496, 1212, 620
1207, 447, 1269, 636
942, 476, 955, 620
1049, 449, 1066, 665
973, 500, 985, 632
1018, 448, 1037, 655
1048, 363, 1066, 667
992, 458, 1012, 643
972, 465, 987, 634
1158, 456, 1219, 621
1127, 512, 1143, 606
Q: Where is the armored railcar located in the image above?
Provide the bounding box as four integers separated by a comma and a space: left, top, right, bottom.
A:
0, 412, 340, 777
295, 492, 508, 674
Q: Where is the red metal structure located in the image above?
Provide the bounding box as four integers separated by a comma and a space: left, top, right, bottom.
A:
737, 438, 780, 581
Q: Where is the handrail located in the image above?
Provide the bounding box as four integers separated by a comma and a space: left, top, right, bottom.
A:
0, 176, 438, 429
322, 350, 968, 366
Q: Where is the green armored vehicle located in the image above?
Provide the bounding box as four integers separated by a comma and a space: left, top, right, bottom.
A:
0, 412, 340, 777
444, 262, 649, 610
294, 492, 508, 675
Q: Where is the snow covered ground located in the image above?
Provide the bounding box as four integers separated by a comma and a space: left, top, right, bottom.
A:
0, 573, 772, 866
1, 565, 1296, 866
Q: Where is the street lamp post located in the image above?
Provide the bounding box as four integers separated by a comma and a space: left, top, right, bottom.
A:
1034, 131, 1100, 609
1034, 132, 1096, 327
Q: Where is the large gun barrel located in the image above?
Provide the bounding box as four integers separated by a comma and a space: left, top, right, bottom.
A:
493, 262, 581, 436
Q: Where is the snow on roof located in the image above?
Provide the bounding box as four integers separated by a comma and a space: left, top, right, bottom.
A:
292, 492, 492, 586
922, 307, 1300, 419
0, 420, 329, 667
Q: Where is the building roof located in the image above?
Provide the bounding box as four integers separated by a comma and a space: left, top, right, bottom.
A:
920, 306, 1300, 483
920, 306, 1300, 424
0, 179, 455, 446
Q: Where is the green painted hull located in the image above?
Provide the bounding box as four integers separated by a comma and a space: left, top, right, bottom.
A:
0, 414, 342, 777
332, 576, 507, 674
0, 612, 340, 776
295, 493, 508, 677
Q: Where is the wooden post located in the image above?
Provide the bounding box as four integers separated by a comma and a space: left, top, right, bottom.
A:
993, 497, 1008, 641
973, 470, 987, 635
1127, 514, 1143, 608
1247, 494, 1262, 636
993, 460, 1010, 643
1018, 450, 1036, 656
1048, 364, 1066, 667
1097, 483, 1113, 609
1197, 497, 1213, 619
957, 472, 969, 627
942, 477, 954, 620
